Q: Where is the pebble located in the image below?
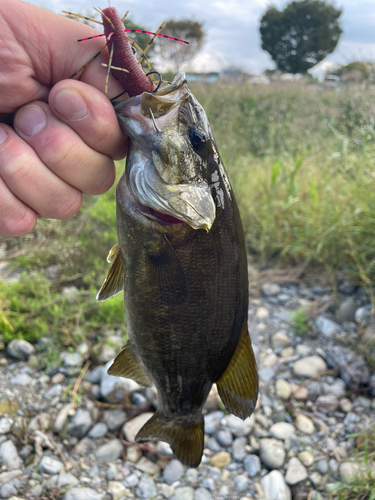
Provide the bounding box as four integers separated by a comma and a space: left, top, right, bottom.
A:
339, 298, 358, 322
316, 393, 339, 412
0, 470, 22, 488
234, 475, 251, 492
327, 346, 370, 390
244, 454, 261, 477
221, 414, 254, 436
285, 457, 308, 485
122, 412, 154, 442
290, 384, 308, 401
39, 456, 64, 475
136, 473, 157, 499
298, 451, 314, 467
94, 439, 123, 462
61, 352, 83, 368
322, 379, 346, 399
262, 283, 281, 296
271, 332, 291, 350
256, 307, 269, 319
103, 409, 126, 431
48, 472, 79, 488
0, 441, 22, 470
195, 488, 213, 500
275, 379, 292, 400
124, 473, 139, 487
216, 429, 233, 447
261, 470, 291, 500
354, 304, 373, 325
259, 438, 286, 469
6, 340, 35, 360
107, 481, 128, 500
295, 414, 315, 435
316, 316, 341, 338
295, 345, 312, 356
88, 422, 108, 439
293, 356, 327, 378
0, 418, 13, 435
339, 461, 364, 481
339, 398, 353, 413
126, 445, 142, 463
54, 404, 74, 433
364, 325, 375, 343
231, 436, 247, 461
185, 468, 199, 486
0, 478, 20, 498
281, 347, 295, 358
209, 451, 231, 468
204, 412, 224, 435
135, 457, 161, 476
10, 373, 33, 386
171, 486, 194, 500
163, 459, 185, 484
269, 422, 295, 440
67, 408, 93, 438
63, 488, 104, 500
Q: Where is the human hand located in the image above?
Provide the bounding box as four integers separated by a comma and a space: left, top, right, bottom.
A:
0, 0, 128, 236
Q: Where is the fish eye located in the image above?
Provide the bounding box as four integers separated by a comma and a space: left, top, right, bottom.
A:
189, 127, 206, 152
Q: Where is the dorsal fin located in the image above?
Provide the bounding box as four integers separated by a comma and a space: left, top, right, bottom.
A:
96, 244, 124, 302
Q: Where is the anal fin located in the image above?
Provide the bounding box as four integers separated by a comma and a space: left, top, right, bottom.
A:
97, 244, 124, 302
108, 342, 152, 387
136, 411, 204, 467
216, 322, 258, 419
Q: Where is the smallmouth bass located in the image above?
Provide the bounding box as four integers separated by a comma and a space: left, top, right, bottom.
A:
98, 72, 258, 467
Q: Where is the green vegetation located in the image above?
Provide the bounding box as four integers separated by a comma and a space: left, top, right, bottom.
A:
1, 81, 375, 352
290, 308, 310, 335
331, 430, 375, 500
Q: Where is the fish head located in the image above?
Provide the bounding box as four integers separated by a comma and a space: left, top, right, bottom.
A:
114, 73, 221, 232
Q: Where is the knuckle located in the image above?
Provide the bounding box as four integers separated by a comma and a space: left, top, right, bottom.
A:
85, 160, 116, 195
2, 208, 36, 237
53, 190, 82, 220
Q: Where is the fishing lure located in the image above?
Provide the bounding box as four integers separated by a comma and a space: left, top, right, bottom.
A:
64, 7, 189, 97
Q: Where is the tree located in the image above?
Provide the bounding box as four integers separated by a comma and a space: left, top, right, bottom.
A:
259, 0, 343, 74
157, 19, 205, 73
333, 62, 371, 82
123, 18, 158, 66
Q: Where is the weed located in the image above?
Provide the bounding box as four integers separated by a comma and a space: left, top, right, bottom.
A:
290, 308, 310, 335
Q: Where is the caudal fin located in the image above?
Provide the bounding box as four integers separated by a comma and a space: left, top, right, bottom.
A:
136, 411, 204, 467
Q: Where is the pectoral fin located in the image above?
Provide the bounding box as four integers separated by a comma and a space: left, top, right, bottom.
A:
108, 342, 152, 387
216, 322, 258, 419
136, 411, 204, 467
96, 244, 124, 302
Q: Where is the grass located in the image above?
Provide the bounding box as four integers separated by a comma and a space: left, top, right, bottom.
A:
1, 80, 375, 350
330, 430, 375, 500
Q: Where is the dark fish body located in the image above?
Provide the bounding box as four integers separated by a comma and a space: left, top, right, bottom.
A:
98, 74, 258, 466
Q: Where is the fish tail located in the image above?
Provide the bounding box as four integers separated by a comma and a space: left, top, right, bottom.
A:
136, 411, 204, 467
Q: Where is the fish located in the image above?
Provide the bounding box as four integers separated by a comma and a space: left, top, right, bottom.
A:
97, 71, 259, 467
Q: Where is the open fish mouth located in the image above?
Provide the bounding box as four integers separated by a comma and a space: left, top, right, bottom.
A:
127, 150, 216, 232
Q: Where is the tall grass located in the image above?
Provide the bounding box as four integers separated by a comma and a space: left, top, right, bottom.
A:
192, 81, 375, 277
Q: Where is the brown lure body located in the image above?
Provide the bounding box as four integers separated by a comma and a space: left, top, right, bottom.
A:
101, 7, 154, 97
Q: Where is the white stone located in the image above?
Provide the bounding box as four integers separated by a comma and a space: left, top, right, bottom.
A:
271, 332, 291, 349
293, 356, 327, 378
298, 451, 314, 467
269, 422, 295, 440
256, 307, 269, 319
261, 470, 291, 500
285, 457, 308, 485
221, 414, 255, 436
275, 379, 292, 400
259, 438, 286, 469
295, 414, 315, 435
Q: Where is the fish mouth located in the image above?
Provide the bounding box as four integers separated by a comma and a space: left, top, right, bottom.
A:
127, 153, 216, 232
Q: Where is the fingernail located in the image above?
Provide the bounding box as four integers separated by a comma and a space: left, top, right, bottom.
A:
15, 105, 47, 137
53, 89, 89, 121
0, 126, 7, 145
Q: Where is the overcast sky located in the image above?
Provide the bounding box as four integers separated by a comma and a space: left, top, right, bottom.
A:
26, 0, 375, 77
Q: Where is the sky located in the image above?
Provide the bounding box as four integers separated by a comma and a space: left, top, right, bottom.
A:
26, 0, 375, 78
